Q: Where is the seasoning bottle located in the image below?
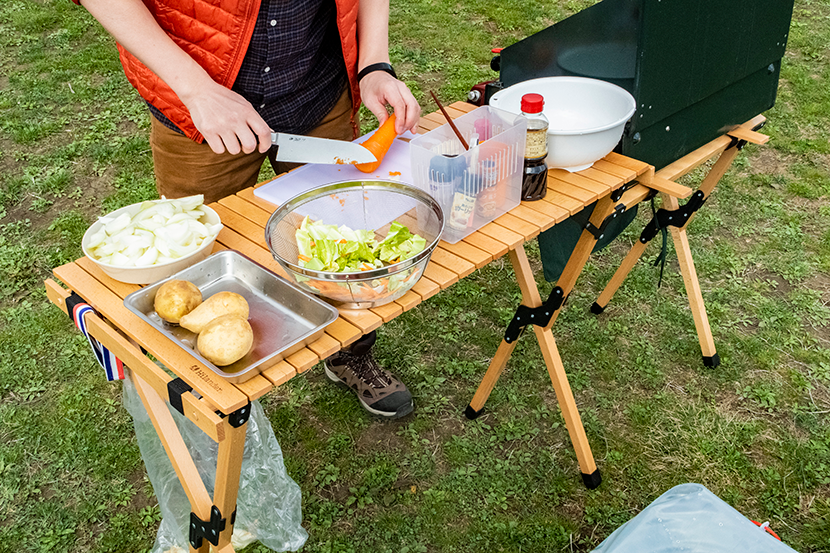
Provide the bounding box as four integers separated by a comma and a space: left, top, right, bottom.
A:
518, 93, 548, 201
449, 170, 477, 231
428, 154, 463, 207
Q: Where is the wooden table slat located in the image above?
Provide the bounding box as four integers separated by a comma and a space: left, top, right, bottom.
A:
371, 301, 403, 322
603, 152, 652, 175
509, 203, 557, 232
324, 317, 363, 347
476, 221, 524, 250
578, 166, 625, 188
261, 360, 297, 387
337, 309, 383, 334
548, 177, 597, 202
423, 261, 459, 288
211, 204, 269, 250
549, 168, 613, 194
543, 190, 586, 215
493, 212, 541, 240
519, 197, 570, 225
592, 159, 638, 181
219, 194, 271, 227
233, 375, 274, 401
462, 231, 509, 258
449, 101, 477, 114
430, 247, 476, 279
285, 347, 320, 373
396, 290, 422, 311
307, 332, 342, 359
215, 227, 290, 279
410, 275, 441, 300
438, 240, 493, 268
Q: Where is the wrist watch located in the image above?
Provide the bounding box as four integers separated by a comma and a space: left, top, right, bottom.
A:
357, 62, 397, 82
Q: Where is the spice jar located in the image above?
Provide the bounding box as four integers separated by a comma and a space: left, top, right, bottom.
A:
518, 93, 549, 201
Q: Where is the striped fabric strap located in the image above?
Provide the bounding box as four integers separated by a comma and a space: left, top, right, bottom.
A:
66, 293, 125, 382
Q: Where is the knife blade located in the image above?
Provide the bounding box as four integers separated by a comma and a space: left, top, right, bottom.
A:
270, 133, 377, 165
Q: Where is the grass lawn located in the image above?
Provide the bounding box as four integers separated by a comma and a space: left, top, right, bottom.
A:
1, 0, 829, 552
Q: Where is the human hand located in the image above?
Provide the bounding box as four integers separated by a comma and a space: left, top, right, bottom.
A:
180, 80, 272, 155
359, 71, 421, 135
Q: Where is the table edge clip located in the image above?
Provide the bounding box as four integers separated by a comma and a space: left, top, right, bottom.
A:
220, 401, 252, 428
584, 203, 628, 241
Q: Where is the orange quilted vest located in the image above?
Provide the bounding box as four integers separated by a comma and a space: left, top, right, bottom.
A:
77, 0, 360, 142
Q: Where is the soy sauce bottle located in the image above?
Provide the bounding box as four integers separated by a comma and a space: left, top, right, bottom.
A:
518, 93, 548, 201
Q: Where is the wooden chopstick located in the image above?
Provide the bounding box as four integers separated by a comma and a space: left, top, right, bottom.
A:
429, 90, 469, 151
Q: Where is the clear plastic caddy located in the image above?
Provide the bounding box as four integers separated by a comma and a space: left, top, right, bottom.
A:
410, 106, 526, 244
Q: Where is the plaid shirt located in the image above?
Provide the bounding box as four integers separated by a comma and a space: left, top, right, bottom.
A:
150, 0, 347, 137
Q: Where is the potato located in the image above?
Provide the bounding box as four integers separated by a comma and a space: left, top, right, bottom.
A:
197, 314, 253, 366
154, 280, 202, 324
179, 291, 249, 333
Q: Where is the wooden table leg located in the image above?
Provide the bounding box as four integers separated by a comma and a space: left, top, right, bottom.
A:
466, 338, 518, 419
546, 194, 619, 329
467, 246, 600, 488
213, 417, 248, 551
591, 239, 649, 314
131, 372, 213, 553
662, 193, 719, 366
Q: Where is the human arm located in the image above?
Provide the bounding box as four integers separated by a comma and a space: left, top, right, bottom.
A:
76, 0, 272, 155
356, 0, 421, 134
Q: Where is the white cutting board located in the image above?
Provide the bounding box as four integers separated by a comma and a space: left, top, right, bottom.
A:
254, 129, 417, 207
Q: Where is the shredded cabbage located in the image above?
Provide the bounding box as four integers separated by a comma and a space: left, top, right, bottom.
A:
87, 195, 222, 267
295, 216, 426, 273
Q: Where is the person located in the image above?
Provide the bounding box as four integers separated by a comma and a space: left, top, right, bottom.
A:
73, 0, 420, 419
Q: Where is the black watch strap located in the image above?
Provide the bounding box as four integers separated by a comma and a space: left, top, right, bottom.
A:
357, 62, 397, 82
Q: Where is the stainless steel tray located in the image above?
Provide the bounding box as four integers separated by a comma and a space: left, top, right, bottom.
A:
124, 250, 339, 383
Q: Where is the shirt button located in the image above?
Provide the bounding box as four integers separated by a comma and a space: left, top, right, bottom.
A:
264, 67, 270, 73
270, 19, 277, 26
260, 104, 265, 109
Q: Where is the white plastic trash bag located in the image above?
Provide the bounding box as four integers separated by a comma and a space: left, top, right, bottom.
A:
591, 483, 798, 553
123, 377, 308, 552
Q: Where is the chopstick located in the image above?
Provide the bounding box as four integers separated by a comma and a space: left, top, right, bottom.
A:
429, 90, 469, 151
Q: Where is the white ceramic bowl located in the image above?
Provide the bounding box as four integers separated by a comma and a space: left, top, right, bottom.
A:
82, 201, 222, 285
489, 76, 637, 172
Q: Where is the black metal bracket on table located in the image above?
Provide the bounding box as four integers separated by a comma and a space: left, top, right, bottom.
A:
168, 378, 251, 428
504, 286, 566, 344
584, 204, 628, 241
639, 190, 706, 244
190, 505, 230, 549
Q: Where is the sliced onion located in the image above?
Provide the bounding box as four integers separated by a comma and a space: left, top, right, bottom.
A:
88, 195, 218, 267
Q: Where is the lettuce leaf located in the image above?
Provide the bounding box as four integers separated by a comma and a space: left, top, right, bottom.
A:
295, 217, 426, 272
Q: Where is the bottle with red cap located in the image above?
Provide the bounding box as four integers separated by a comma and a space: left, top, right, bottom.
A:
518, 93, 549, 201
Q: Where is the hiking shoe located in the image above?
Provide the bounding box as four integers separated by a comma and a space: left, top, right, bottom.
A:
325, 348, 414, 419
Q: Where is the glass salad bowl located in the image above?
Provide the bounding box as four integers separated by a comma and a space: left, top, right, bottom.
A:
265, 180, 444, 309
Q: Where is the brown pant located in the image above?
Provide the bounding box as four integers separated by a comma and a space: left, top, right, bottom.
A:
150, 87, 356, 204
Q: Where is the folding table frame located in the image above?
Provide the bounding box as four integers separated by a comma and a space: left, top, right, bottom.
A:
465, 116, 768, 489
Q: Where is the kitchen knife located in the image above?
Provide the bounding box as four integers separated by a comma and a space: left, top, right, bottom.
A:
270, 133, 377, 165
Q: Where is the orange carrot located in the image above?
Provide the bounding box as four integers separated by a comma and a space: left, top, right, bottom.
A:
355, 114, 398, 173
298, 254, 311, 262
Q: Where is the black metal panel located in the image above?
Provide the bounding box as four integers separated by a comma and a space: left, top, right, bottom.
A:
634, 0, 792, 130
621, 62, 779, 169
500, 0, 641, 92
495, 0, 794, 169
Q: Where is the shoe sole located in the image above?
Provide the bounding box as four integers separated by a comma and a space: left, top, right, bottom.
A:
324, 365, 413, 419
